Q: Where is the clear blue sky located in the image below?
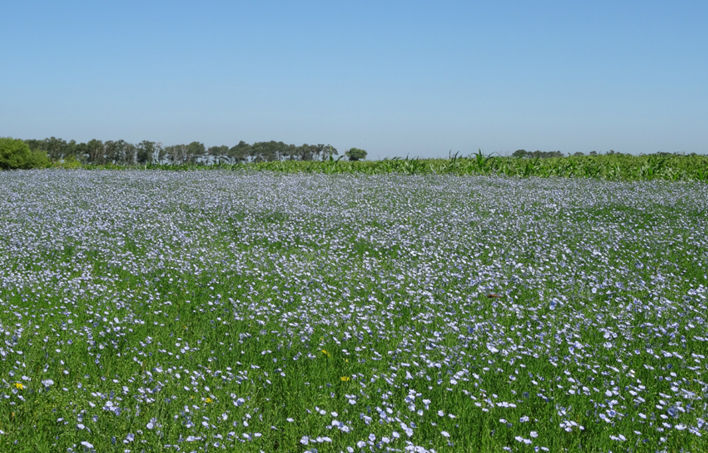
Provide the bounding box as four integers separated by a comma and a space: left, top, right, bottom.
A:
2, 1, 707, 158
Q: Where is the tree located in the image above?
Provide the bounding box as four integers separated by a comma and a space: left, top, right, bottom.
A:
207, 145, 229, 164
207, 145, 228, 155
163, 144, 190, 164
251, 142, 270, 162
0, 137, 50, 169
83, 139, 104, 164
104, 140, 131, 164
345, 147, 367, 161
229, 141, 252, 162
42, 136, 69, 160
186, 141, 205, 163
125, 141, 137, 164
295, 144, 314, 161
284, 144, 297, 160
320, 144, 338, 161
137, 140, 157, 164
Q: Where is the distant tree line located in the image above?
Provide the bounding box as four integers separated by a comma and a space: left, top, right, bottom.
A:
510, 149, 645, 158
22, 137, 365, 165
511, 149, 564, 158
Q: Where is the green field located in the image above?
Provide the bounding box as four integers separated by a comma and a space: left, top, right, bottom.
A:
0, 170, 706, 452
71, 153, 708, 182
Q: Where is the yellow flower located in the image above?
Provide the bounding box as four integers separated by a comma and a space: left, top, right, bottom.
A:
204, 397, 213, 403
321, 349, 331, 358
14, 382, 24, 390
340, 376, 350, 382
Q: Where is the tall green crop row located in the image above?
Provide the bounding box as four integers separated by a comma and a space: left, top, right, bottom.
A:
60, 153, 708, 181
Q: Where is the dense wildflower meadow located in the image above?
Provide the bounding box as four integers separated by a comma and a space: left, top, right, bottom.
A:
0, 170, 706, 452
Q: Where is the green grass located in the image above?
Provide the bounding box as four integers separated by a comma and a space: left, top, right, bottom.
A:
0, 171, 705, 452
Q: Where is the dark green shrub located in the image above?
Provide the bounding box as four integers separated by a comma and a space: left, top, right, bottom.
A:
345, 147, 367, 161
0, 137, 50, 169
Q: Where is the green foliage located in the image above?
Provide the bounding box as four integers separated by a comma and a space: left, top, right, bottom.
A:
68, 153, 707, 182
55, 155, 83, 169
12, 134, 708, 182
345, 147, 368, 161
218, 153, 706, 181
0, 137, 50, 170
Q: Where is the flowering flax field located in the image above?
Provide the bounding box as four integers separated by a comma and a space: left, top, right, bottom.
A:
0, 170, 706, 453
